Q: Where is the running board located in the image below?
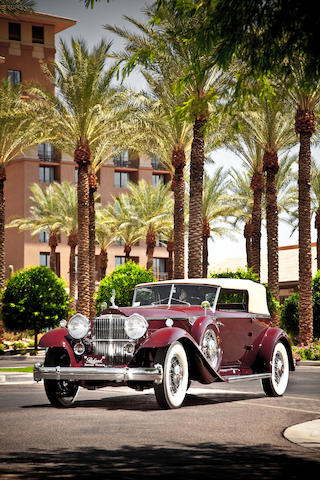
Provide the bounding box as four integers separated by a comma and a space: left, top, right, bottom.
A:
223, 373, 271, 383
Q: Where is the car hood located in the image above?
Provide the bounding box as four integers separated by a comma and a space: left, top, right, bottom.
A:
99, 305, 208, 320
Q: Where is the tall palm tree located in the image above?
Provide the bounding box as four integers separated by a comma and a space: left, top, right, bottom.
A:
201, 170, 235, 277
95, 206, 117, 281
227, 136, 264, 280
228, 168, 254, 269
53, 182, 78, 308
107, 5, 233, 278
124, 180, 173, 271
0, 0, 34, 14
287, 61, 320, 343
6, 183, 61, 272
37, 39, 115, 317
0, 79, 50, 293
237, 94, 296, 318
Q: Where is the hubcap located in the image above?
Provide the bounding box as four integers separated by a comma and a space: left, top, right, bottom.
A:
202, 330, 219, 368
169, 355, 183, 393
274, 352, 284, 385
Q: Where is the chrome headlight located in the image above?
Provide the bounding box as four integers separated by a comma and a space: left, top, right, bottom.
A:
124, 313, 148, 340
68, 313, 90, 339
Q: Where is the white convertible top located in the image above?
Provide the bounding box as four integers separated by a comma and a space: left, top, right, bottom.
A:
136, 278, 270, 316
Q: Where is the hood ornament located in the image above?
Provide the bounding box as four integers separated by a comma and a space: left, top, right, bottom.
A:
110, 289, 117, 308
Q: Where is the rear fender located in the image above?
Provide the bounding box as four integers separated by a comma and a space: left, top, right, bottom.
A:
255, 328, 295, 372
39, 328, 76, 365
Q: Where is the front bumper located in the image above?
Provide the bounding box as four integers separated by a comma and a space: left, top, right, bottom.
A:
33, 363, 163, 384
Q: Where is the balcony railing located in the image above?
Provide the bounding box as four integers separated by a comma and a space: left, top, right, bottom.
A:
150, 155, 167, 171
113, 156, 139, 169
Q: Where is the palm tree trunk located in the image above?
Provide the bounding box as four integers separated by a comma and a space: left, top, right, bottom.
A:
89, 173, 97, 321
250, 171, 264, 281
166, 240, 174, 280
0, 168, 6, 341
296, 109, 315, 343
49, 233, 58, 273
75, 144, 90, 318
315, 210, 320, 271
263, 150, 280, 327
172, 148, 186, 279
202, 219, 210, 278
99, 247, 108, 280
67, 233, 77, 310
124, 242, 132, 262
244, 221, 253, 269
188, 117, 206, 278
146, 229, 156, 271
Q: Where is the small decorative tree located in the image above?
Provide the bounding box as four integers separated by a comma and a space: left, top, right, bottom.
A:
95, 260, 155, 313
1, 266, 71, 350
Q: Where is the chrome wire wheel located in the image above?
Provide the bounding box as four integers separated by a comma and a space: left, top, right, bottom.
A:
262, 342, 289, 397
154, 341, 189, 409
201, 328, 220, 370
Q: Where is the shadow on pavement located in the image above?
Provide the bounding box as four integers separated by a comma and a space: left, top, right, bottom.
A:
0, 443, 319, 479
22, 391, 265, 411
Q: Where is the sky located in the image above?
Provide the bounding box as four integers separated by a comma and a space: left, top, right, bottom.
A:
34, 0, 314, 268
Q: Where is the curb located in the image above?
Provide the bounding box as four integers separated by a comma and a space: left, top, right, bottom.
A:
284, 420, 320, 449
298, 360, 320, 366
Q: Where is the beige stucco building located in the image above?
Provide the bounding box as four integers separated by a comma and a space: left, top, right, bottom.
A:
0, 10, 171, 288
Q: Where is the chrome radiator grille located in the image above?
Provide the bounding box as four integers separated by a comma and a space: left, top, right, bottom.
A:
92, 314, 134, 365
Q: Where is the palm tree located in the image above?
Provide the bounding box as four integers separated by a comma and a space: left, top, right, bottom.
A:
95, 206, 117, 281
227, 136, 264, 280
125, 180, 173, 271
6, 183, 61, 272
237, 94, 296, 318
0, 79, 50, 293
228, 169, 254, 269
52, 182, 78, 308
37, 39, 115, 317
106, 5, 233, 278
201, 170, 235, 277
0, 0, 34, 14
104, 194, 142, 263
287, 62, 320, 343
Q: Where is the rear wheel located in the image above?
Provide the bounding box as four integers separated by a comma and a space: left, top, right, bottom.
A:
44, 348, 79, 408
154, 342, 189, 409
261, 342, 289, 397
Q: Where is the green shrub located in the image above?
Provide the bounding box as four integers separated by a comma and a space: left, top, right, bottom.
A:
0, 344, 6, 355
95, 260, 155, 313
29, 350, 38, 356
13, 341, 26, 350
280, 292, 299, 339
210, 268, 278, 316
280, 271, 320, 340
292, 339, 320, 361
1, 266, 71, 347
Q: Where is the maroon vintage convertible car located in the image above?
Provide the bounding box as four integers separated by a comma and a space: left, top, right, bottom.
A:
34, 278, 294, 409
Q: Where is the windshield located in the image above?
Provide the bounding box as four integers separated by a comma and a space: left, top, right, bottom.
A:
133, 284, 218, 307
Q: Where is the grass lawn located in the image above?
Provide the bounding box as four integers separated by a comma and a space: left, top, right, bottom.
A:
0, 367, 33, 372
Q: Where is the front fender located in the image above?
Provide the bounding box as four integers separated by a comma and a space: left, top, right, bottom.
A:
39, 328, 76, 365
139, 326, 222, 383
255, 328, 295, 372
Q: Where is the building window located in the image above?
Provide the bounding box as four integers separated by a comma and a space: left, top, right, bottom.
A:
39, 231, 49, 243
115, 256, 125, 268
152, 174, 166, 186
40, 252, 50, 267
114, 171, 129, 188
150, 154, 165, 170
156, 236, 166, 247
153, 258, 167, 280
8, 70, 21, 86
38, 143, 60, 162
8, 22, 21, 41
39, 165, 54, 183
32, 25, 44, 44
75, 168, 78, 184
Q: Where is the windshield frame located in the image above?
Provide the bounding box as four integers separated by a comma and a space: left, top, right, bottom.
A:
132, 283, 219, 309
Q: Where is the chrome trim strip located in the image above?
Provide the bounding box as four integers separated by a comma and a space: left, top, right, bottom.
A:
33, 363, 163, 384
223, 373, 271, 383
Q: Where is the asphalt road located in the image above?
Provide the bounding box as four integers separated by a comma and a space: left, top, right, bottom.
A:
0, 363, 319, 479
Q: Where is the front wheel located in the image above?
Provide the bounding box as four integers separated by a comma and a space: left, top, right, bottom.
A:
154, 341, 189, 409
44, 348, 79, 408
261, 342, 289, 397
